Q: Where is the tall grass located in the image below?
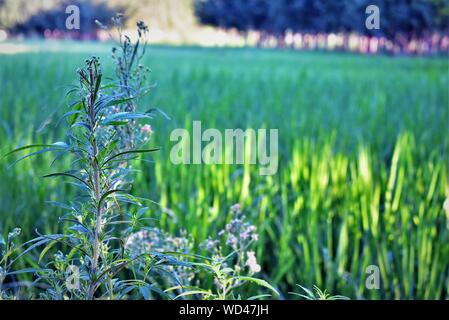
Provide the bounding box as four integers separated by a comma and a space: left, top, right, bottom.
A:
0, 44, 448, 299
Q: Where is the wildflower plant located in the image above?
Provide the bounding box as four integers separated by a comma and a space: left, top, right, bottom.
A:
167, 205, 278, 300
4, 21, 180, 300
0, 228, 21, 299
3, 18, 279, 301
202, 204, 261, 275
289, 285, 349, 300
97, 14, 157, 150
126, 228, 196, 296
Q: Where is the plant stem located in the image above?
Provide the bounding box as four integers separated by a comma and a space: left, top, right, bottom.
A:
87, 64, 102, 300
88, 141, 101, 300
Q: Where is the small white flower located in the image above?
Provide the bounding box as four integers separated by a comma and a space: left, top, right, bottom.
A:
246, 251, 261, 273
141, 124, 153, 135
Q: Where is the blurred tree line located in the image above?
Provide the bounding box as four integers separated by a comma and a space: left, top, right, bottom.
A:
195, 0, 449, 44
0, 0, 448, 52
0, 0, 115, 37
0, 0, 195, 36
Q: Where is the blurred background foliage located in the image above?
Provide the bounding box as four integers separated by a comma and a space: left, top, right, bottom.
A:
194, 0, 449, 37
0, 0, 448, 46
0, 0, 196, 35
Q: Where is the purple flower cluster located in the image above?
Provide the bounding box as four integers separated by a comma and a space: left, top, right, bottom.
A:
201, 204, 261, 275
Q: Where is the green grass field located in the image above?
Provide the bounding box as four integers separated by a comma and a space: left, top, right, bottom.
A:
0, 42, 448, 299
